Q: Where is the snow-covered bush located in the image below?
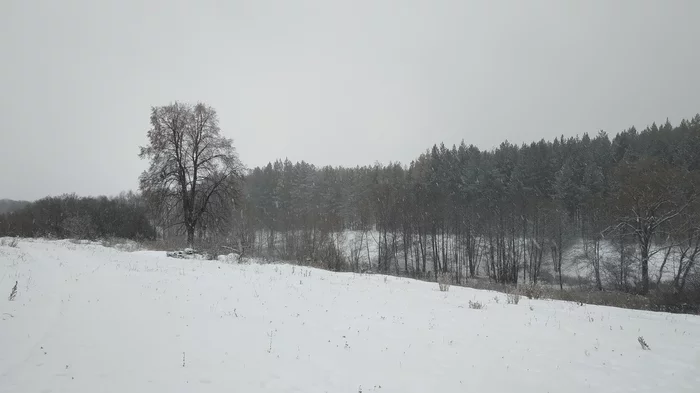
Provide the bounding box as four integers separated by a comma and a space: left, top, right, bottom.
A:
218, 253, 242, 264
0, 237, 18, 248
437, 273, 450, 292
468, 300, 484, 309
166, 248, 210, 260
506, 293, 520, 305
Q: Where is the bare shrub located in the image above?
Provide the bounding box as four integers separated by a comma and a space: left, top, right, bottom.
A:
437, 272, 451, 292
520, 284, 545, 299
506, 293, 520, 305
0, 238, 19, 248
318, 233, 348, 272
468, 300, 483, 309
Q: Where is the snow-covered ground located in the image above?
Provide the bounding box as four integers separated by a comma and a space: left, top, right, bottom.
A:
1, 239, 699, 392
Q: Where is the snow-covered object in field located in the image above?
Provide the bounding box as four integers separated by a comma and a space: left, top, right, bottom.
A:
166, 248, 208, 260
217, 253, 241, 264
1, 239, 699, 392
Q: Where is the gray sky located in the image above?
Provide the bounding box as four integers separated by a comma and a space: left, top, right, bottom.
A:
1, 0, 699, 200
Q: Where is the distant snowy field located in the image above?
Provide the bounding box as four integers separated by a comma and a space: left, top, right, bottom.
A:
1, 239, 699, 392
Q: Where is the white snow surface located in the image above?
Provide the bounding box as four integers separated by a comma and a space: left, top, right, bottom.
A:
1, 239, 699, 392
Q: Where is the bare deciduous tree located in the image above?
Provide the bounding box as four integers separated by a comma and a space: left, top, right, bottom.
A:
139, 102, 244, 247
611, 158, 697, 294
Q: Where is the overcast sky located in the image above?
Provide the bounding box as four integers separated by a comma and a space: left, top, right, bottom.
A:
1, 0, 699, 200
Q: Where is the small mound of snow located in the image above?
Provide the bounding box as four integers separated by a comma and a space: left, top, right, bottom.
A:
217, 253, 241, 264
112, 240, 141, 252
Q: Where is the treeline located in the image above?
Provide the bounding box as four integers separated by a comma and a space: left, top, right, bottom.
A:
0, 199, 29, 214
243, 115, 700, 297
0, 193, 156, 241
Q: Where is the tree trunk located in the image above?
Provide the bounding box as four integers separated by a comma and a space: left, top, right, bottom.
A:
419, 230, 427, 274
557, 215, 563, 291
366, 234, 372, 271
467, 225, 476, 278
403, 231, 409, 275
186, 224, 195, 248
522, 214, 528, 284
656, 246, 673, 287
432, 230, 439, 280
640, 239, 650, 295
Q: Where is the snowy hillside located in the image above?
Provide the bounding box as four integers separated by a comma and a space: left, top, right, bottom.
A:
1, 239, 699, 392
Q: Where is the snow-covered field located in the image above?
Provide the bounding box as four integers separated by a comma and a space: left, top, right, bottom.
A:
1, 239, 699, 392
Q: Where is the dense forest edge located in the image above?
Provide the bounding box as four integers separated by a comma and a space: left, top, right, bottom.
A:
2, 113, 700, 313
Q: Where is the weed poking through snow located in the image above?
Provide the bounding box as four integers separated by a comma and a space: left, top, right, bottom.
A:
267, 330, 277, 353
638, 336, 650, 350
8, 281, 17, 301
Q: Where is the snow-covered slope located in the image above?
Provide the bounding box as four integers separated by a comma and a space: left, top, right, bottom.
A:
1, 239, 699, 392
